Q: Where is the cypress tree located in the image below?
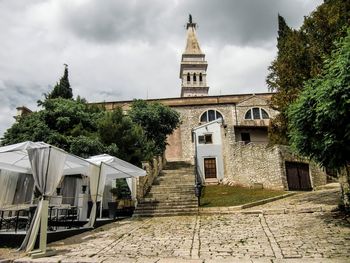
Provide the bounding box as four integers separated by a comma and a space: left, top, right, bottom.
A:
49, 64, 73, 99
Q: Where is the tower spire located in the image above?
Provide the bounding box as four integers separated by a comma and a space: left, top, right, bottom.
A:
184, 15, 202, 55
180, 15, 209, 97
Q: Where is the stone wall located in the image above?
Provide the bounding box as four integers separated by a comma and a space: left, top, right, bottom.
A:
136, 156, 165, 200
224, 143, 285, 190
223, 143, 327, 190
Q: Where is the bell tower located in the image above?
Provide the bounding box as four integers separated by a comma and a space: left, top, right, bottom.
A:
180, 15, 209, 97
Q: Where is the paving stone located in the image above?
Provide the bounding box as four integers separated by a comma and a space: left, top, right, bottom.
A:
6, 187, 350, 262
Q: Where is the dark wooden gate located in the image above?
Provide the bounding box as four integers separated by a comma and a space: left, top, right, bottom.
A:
285, 162, 312, 190
204, 158, 217, 179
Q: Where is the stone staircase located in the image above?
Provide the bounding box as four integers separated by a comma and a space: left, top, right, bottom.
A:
133, 161, 198, 217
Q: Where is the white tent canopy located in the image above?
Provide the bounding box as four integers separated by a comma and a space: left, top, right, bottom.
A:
0, 141, 96, 256
0, 143, 147, 255
85, 154, 146, 226
0, 141, 91, 176
86, 154, 146, 180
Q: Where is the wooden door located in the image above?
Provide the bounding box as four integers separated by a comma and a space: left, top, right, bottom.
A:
204, 158, 217, 179
285, 162, 312, 190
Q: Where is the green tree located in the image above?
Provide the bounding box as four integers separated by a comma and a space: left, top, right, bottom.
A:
1, 111, 52, 145
267, 1, 350, 144
2, 98, 105, 158
288, 28, 350, 209
129, 100, 180, 155
267, 15, 310, 144
98, 107, 153, 165
48, 64, 73, 100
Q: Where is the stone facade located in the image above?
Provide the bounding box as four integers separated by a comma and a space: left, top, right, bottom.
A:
97, 93, 327, 191
223, 143, 284, 190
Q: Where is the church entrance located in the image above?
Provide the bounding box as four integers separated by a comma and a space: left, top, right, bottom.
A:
204, 158, 217, 179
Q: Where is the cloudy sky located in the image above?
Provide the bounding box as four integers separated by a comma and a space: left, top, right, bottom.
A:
0, 0, 323, 137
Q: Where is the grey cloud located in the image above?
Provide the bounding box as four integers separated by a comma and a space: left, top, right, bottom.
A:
0, 80, 47, 135
178, 0, 323, 46
60, 0, 178, 44
59, 0, 322, 47
0, 80, 48, 109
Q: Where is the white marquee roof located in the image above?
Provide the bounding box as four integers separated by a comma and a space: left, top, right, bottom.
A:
86, 154, 146, 180
0, 141, 93, 175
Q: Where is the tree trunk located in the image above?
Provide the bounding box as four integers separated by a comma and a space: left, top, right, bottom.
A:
339, 166, 350, 212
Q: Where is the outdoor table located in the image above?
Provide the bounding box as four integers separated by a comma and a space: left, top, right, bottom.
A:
0, 204, 37, 232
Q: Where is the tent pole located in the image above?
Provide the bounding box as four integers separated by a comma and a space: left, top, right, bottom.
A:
100, 198, 103, 219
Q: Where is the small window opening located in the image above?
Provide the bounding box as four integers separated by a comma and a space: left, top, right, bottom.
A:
187, 73, 190, 82
208, 110, 215, 121
198, 134, 213, 144
245, 108, 270, 120
200, 110, 224, 123
261, 109, 269, 119
199, 73, 203, 82
200, 112, 208, 122
193, 73, 197, 82
205, 134, 213, 144
252, 108, 260, 119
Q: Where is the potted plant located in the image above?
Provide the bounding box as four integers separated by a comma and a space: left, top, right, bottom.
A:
109, 179, 133, 217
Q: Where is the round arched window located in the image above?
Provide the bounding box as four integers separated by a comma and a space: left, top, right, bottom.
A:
200, 110, 223, 123
244, 108, 269, 120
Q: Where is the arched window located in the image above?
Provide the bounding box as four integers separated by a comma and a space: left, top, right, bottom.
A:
200, 110, 223, 123
187, 73, 190, 82
244, 108, 269, 120
199, 73, 203, 82
193, 73, 197, 82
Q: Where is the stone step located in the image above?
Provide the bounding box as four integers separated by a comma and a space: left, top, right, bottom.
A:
153, 183, 194, 187
136, 202, 198, 210
150, 186, 194, 190
156, 178, 194, 182
146, 191, 194, 198
159, 174, 193, 177
163, 161, 194, 170
139, 198, 197, 204
151, 188, 194, 193
161, 169, 193, 173
133, 209, 198, 217
148, 192, 194, 196
135, 161, 197, 217
155, 177, 194, 182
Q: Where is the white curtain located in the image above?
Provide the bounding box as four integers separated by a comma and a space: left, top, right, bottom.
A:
74, 178, 83, 206
61, 176, 77, 206
126, 177, 137, 201
103, 182, 113, 208
0, 170, 19, 207
19, 147, 67, 252
13, 174, 34, 205
85, 165, 100, 227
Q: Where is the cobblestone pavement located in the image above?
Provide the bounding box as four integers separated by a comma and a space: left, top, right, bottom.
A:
245, 183, 341, 212
2, 185, 349, 263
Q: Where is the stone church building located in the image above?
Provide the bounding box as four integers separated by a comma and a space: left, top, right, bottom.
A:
98, 18, 327, 191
